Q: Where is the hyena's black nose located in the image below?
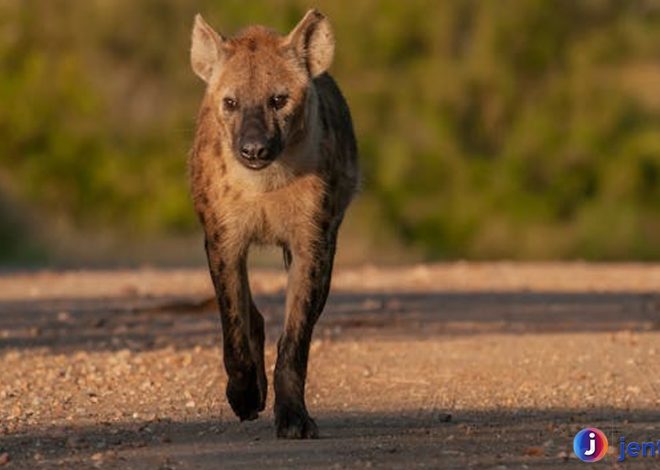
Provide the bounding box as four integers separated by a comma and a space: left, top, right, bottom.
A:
240, 141, 267, 161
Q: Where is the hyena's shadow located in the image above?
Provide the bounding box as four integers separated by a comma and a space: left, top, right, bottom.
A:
0, 289, 652, 353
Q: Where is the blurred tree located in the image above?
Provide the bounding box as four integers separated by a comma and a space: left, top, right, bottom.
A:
0, 0, 659, 262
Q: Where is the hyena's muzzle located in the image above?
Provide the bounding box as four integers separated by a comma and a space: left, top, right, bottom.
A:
236, 106, 283, 170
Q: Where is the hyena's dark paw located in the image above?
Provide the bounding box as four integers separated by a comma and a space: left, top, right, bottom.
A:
226, 366, 264, 421
275, 404, 319, 439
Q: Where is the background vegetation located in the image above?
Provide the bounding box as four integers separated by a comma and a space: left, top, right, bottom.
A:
1, 0, 659, 265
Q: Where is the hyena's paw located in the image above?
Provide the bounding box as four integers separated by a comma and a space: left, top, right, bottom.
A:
275, 404, 319, 439
226, 366, 263, 421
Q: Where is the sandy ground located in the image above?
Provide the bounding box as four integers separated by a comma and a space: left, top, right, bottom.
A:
0, 263, 659, 469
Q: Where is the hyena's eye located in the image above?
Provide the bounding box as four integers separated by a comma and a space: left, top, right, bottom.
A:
269, 94, 288, 111
223, 97, 238, 112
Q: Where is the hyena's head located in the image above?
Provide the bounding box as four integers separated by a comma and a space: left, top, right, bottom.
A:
190, 10, 334, 171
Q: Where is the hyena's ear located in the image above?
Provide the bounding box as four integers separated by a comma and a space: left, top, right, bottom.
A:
285, 9, 335, 77
191, 14, 225, 83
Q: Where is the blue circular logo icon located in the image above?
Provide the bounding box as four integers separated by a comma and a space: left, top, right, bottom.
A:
574, 427, 608, 462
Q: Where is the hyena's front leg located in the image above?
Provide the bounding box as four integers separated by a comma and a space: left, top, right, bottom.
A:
205, 239, 266, 421
244, 264, 268, 411
274, 231, 337, 439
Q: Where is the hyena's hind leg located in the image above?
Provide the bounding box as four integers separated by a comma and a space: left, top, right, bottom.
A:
205, 240, 266, 420
274, 230, 337, 438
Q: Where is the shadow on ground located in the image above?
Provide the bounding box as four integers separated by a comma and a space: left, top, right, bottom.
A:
1, 407, 659, 469
0, 290, 659, 352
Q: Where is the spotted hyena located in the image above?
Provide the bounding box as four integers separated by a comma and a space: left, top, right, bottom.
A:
188, 9, 359, 438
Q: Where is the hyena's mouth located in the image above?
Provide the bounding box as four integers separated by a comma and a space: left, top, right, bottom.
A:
239, 157, 275, 171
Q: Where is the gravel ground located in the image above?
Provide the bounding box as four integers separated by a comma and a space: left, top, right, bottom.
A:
0, 263, 659, 469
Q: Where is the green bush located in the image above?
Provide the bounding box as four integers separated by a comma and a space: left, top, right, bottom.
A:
1, 0, 659, 261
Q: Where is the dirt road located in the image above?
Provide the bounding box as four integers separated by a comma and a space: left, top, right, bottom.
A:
1, 263, 659, 468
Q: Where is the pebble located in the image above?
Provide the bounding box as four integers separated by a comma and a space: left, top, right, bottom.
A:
57, 311, 72, 322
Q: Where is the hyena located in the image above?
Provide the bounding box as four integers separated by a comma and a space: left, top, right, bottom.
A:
188, 10, 359, 438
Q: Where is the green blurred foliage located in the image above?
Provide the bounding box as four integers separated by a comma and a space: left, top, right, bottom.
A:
1, 0, 659, 261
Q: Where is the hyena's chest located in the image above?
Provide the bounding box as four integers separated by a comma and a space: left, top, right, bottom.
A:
199, 170, 327, 247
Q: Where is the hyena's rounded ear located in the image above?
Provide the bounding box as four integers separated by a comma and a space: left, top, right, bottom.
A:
191, 14, 226, 83
285, 9, 335, 78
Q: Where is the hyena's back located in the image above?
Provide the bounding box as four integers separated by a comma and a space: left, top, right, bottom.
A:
313, 72, 360, 214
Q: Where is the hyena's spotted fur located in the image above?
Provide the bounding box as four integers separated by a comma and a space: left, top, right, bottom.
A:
188, 10, 358, 438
